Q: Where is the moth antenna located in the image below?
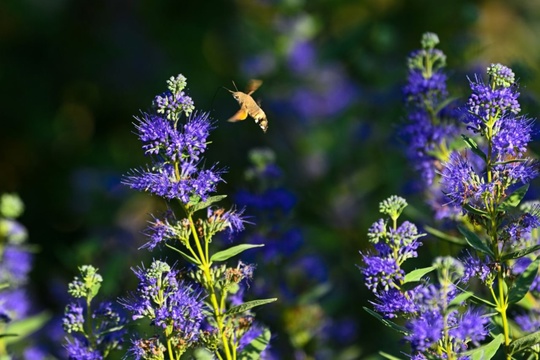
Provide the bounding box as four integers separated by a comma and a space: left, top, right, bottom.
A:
222, 86, 234, 94
232, 80, 239, 92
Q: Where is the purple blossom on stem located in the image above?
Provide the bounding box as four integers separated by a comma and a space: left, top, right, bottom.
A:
460, 251, 492, 284
403, 70, 448, 106
493, 116, 534, 157
121, 260, 206, 345
65, 337, 103, 360
405, 310, 444, 353
466, 74, 520, 131
124, 109, 223, 205
370, 288, 417, 318
360, 253, 404, 294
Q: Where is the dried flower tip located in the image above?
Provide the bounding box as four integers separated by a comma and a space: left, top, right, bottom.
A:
379, 195, 408, 220
488, 63, 515, 88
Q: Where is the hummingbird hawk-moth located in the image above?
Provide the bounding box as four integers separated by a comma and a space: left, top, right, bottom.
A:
225, 79, 268, 133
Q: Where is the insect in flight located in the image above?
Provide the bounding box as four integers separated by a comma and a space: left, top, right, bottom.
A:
225, 79, 268, 133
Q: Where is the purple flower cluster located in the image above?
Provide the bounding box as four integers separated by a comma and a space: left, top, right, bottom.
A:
442, 64, 539, 214
124, 111, 222, 204
399, 33, 463, 219
359, 196, 424, 295
0, 194, 34, 334
63, 265, 127, 359
121, 260, 206, 353
123, 75, 223, 205
361, 195, 491, 357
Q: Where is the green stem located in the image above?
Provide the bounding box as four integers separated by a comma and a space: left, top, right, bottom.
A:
186, 212, 233, 360
497, 269, 512, 359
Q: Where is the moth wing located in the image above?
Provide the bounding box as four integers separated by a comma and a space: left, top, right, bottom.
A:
228, 107, 249, 122
246, 79, 262, 95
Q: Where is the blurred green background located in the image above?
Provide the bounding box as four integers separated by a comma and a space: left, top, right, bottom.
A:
3, 0, 540, 358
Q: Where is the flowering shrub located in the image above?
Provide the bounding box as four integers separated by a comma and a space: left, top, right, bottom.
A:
62, 75, 276, 359
361, 33, 540, 360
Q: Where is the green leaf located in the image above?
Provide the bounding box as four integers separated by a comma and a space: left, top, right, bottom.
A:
461, 134, 487, 161
463, 334, 503, 360
501, 244, 540, 261
457, 225, 494, 257
238, 328, 271, 360
4, 311, 51, 345
403, 266, 435, 284
297, 282, 331, 305
192, 348, 215, 360
210, 244, 264, 262
449, 291, 473, 307
379, 351, 404, 360
509, 257, 540, 304
165, 244, 201, 265
455, 285, 496, 307
509, 329, 540, 355
363, 307, 408, 335
463, 203, 490, 217
424, 225, 466, 245
498, 184, 529, 212
190, 195, 227, 213
226, 298, 277, 316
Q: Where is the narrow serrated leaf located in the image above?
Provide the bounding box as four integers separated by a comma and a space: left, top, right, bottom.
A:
424, 225, 466, 245
498, 184, 529, 212
190, 195, 227, 213
403, 266, 435, 284
210, 244, 264, 262
363, 307, 408, 335
226, 298, 277, 316
238, 328, 271, 360
462, 134, 487, 161
457, 225, 494, 257
463, 333, 503, 360
165, 244, 201, 265
502, 244, 540, 261
509, 257, 540, 304
509, 329, 540, 355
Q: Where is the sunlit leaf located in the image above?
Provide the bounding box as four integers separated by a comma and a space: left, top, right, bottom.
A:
4, 312, 51, 345
210, 244, 264, 262
190, 195, 227, 214
501, 244, 540, 261
226, 298, 277, 316
403, 266, 434, 284
363, 307, 408, 335
509, 257, 540, 304
424, 225, 466, 245
498, 184, 529, 212
461, 134, 487, 161
457, 225, 494, 257
463, 334, 503, 360
509, 329, 540, 355
379, 351, 404, 360
165, 243, 201, 265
